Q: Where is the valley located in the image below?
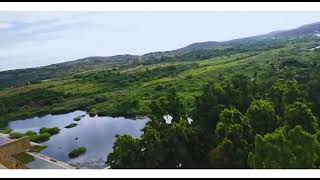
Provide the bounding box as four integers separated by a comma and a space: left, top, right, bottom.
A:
2, 22, 320, 169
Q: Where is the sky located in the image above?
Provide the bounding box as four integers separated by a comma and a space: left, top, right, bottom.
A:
2, 11, 320, 71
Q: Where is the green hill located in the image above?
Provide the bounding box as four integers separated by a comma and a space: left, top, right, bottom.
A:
2, 22, 320, 169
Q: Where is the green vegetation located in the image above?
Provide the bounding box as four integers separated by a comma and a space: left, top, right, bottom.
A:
9, 128, 59, 143
13, 153, 35, 165
2, 30, 320, 168
68, 147, 87, 158
30, 145, 48, 153
9, 132, 25, 139
0, 128, 13, 134
39, 127, 61, 136
65, 123, 78, 129
29, 133, 51, 143
248, 126, 320, 168
10, 131, 51, 143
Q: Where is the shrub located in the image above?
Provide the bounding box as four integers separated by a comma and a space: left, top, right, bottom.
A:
0, 128, 13, 134
9, 132, 25, 139
25, 131, 37, 136
39, 127, 61, 135
29, 133, 51, 143
68, 147, 87, 158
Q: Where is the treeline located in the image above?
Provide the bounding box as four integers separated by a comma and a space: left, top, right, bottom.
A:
107, 70, 320, 168
74, 63, 198, 88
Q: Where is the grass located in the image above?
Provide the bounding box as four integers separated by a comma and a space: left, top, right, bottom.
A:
30, 145, 48, 153
68, 147, 87, 158
13, 153, 35, 164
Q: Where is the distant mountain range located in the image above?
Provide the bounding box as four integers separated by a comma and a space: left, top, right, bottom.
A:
1, 21, 320, 89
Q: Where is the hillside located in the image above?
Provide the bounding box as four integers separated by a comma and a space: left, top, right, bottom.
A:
3, 21, 320, 169
0, 33, 320, 125
2, 22, 320, 89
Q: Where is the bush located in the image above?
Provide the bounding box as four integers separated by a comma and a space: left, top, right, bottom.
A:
0, 128, 13, 134
68, 147, 87, 158
25, 131, 37, 136
39, 127, 61, 135
29, 133, 51, 143
89, 108, 97, 117
9, 132, 25, 139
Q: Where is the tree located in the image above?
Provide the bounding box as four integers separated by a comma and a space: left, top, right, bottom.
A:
166, 89, 185, 123
106, 135, 141, 168
285, 102, 318, 133
208, 107, 252, 168
246, 99, 280, 135
225, 74, 254, 112
107, 119, 213, 169
286, 80, 301, 104
149, 89, 185, 123
192, 83, 226, 130
149, 97, 167, 123
248, 126, 320, 169
270, 80, 287, 116
252, 72, 259, 97
0, 103, 7, 114
270, 80, 302, 116
115, 97, 140, 116
216, 107, 252, 142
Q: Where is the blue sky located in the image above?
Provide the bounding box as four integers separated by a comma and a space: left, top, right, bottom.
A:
2, 11, 320, 71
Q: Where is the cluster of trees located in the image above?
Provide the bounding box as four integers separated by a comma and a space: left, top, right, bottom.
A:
76, 64, 197, 89
107, 72, 320, 169
0, 89, 66, 113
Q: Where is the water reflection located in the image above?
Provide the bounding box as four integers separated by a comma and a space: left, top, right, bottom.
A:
8, 111, 148, 169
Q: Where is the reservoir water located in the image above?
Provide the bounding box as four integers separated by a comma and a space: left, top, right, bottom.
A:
8, 111, 148, 169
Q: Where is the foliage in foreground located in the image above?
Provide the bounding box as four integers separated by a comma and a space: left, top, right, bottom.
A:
107, 69, 320, 169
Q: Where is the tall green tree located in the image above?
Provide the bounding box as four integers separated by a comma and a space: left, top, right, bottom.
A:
246, 99, 280, 135
216, 107, 253, 142
166, 89, 185, 123
270, 80, 287, 116
149, 89, 185, 123
209, 107, 252, 168
285, 102, 318, 133
192, 83, 226, 130
107, 119, 212, 169
106, 135, 141, 168
270, 80, 302, 116
248, 126, 320, 169
225, 74, 254, 112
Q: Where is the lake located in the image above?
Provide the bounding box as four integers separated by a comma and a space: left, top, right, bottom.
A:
8, 111, 148, 169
